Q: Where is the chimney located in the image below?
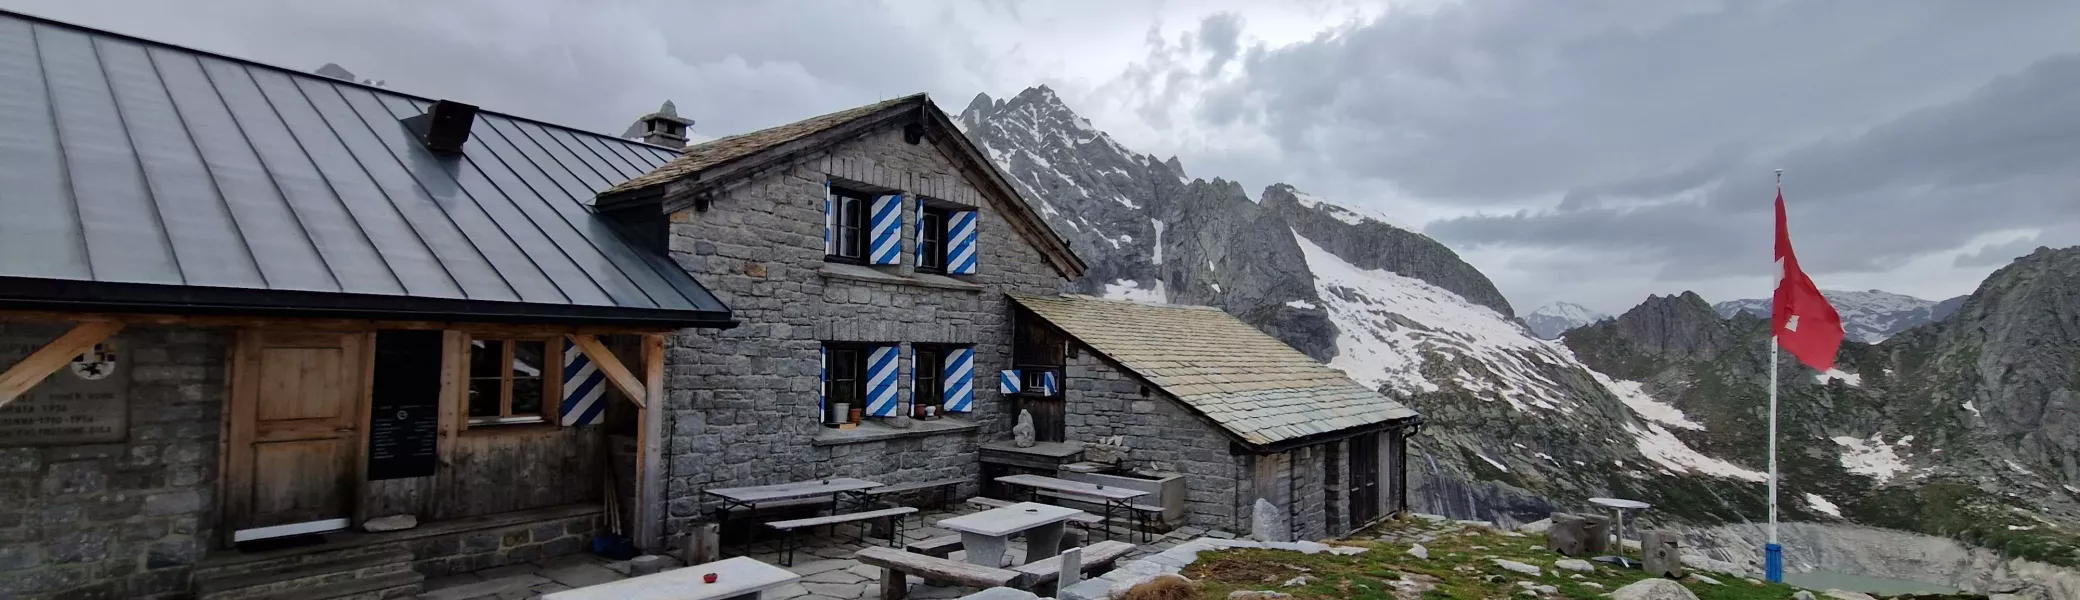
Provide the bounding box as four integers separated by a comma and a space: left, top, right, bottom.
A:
624, 100, 695, 149
401, 100, 478, 154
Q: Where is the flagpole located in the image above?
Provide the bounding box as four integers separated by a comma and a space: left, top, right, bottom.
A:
1766, 169, 1785, 583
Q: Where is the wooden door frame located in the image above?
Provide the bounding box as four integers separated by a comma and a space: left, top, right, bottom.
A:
220, 329, 374, 545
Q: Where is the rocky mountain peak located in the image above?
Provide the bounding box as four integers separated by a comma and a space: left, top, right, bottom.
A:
1525, 302, 1608, 339
1613, 291, 1733, 360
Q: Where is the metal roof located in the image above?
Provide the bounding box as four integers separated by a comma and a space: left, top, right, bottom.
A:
1012, 294, 1419, 448
0, 11, 731, 327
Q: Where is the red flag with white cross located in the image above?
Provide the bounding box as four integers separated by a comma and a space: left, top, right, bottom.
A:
1772, 190, 1844, 371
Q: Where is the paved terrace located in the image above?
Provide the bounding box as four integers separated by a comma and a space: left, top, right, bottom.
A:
418, 504, 1216, 600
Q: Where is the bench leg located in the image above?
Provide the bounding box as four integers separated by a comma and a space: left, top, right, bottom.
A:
961, 532, 1009, 568
1025, 522, 1064, 563
881, 569, 908, 600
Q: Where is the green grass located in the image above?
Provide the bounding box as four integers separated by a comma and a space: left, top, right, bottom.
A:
1176, 516, 1987, 600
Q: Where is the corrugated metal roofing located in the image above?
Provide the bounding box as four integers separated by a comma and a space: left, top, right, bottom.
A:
1012, 294, 1419, 447
0, 11, 730, 326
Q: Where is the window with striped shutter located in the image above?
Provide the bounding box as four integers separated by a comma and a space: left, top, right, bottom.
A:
868, 194, 903, 264
864, 345, 900, 417
947, 210, 978, 274
943, 347, 975, 412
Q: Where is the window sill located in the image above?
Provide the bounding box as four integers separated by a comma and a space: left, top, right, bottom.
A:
819, 263, 981, 292
812, 417, 981, 446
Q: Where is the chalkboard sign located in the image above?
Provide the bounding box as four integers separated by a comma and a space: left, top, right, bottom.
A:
368, 330, 442, 480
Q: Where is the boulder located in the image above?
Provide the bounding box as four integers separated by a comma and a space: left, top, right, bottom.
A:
1492, 559, 1540, 576
1518, 518, 1553, 534
1552, 559, 1594, 573
1406, 544, 1428, 560
1792, 592, 1816, 600
1609, 578, 1699, 600
1227, 592, 1292, 600
1823, 591, 1878, 600
1249, 498, 1289, 542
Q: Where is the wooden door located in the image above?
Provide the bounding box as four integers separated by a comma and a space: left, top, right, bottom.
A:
1349, 432, 1382, 525
1022, 394, 1066, 442
226, 331, 368, 535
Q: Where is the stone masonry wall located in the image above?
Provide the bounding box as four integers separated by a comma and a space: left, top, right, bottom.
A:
1290, 444, 1328, 540
1061, 348, 1242, 530
658, 122, 1067, 537
0, 323, 224, 600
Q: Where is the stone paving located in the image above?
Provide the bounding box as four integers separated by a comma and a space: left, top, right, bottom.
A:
417, 504, 1205, 600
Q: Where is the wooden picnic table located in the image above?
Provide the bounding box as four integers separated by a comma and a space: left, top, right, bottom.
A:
542, 556, 798, 600
703, 477, 883, 555
993, 474, 1151, 542
935, 501, 1088, 568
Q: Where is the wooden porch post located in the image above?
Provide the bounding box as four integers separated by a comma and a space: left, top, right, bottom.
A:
0, 321, 123, 406
636, 333, 668, 551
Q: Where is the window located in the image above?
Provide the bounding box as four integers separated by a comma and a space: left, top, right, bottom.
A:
912, 346, 945, 418
917, 207, 949, 273
824, 345, 865, 425
467, 338, 557, 426
829, 188, 870, 261
1013, 312, 1066, 398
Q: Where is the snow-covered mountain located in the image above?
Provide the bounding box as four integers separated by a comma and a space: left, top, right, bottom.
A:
1524, 302, 1607, 339
958, 86, 1775, 521
1710, 289, 1963, 343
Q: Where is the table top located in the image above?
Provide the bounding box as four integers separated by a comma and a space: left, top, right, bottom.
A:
1589, 497, 1651, 510
995, 474, 1149, 501
541, 556, 798, 600
938, 501, 1089, 537
704, 477, 882, 503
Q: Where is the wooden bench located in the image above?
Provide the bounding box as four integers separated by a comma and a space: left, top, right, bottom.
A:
1036, 490, 1168, 532
766, 506, 918, 566
856, 546, 1022, 600
1013, 540, 1136, 594
861, 477, 966, 509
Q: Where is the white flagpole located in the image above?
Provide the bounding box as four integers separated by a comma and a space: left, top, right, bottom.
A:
1766, 169, 1785, 583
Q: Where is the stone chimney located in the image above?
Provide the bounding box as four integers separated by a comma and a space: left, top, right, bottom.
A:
622, 100, 696, 149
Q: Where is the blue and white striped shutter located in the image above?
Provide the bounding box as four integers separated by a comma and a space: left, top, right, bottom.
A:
914, 202, 925, 267
865, 346, 900, 417
1041, 371, 1058, 396
947, 210, 978, 274
868, 194, 903, 264
999, 369, 1022, 394
823, 181, 835, 255
819, 346, 827, 418
559, 340, 607, 426
944, 348, 975, 412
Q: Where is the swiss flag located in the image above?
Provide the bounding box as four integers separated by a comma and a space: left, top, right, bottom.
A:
1773, 191, 1844, 372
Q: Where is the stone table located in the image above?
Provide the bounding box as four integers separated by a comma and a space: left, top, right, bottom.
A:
936, 502, 1088, 568
542, 556, 798, 600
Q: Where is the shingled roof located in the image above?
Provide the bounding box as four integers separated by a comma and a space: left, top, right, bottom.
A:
598, 94, 1085, 279
1011, 295, 1418, 448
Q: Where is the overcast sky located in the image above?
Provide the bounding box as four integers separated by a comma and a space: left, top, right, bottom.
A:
14, 0, 2078, 315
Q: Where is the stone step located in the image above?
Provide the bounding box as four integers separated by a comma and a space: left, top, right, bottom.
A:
196, 549, 417, 600
251, 571, 424, 600
195, 542, 411, 581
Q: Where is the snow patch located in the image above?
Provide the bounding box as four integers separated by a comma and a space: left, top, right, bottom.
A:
1831, 434, 1910, 483
1101, 279, 1169, 304
1292, 190, 1392, 226
1630, 422, 1768, 482
1150, 219, 1165, 264
1805, 493, 1842, 518
1593, 371, 1703, 431
1285, 299, 1319, 310
2005, 459, 2034, 476
1473, 451, 1510, 473
1816, 369, 1862, 387
1963, 401, 1981, 417
1210, 283, 1221, 293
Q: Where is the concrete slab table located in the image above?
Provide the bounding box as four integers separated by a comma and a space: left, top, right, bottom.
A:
935, 501, 1089, 569
541, 556, 799, 600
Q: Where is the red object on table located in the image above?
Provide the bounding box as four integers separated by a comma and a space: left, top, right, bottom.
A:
703, 573, 717, 584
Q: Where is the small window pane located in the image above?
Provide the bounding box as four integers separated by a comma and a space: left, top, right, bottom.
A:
512, 377, 544, 415
511, 341, 545, 378
468, 379, 501, 417
469, 339, 505, 378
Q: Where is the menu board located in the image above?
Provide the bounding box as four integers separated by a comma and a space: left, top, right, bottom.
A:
367, 330, 442, 480
0, 328, 127, 445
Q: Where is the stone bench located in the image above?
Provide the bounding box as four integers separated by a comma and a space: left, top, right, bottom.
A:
855, 546, 1023, 600
1012, 541, 1135, 596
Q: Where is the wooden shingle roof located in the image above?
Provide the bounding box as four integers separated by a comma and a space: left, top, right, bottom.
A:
1012, 295, 1418, 447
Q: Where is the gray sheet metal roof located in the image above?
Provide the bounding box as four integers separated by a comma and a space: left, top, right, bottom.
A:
1012, 294, 1419, 448
0, 11, 731, 327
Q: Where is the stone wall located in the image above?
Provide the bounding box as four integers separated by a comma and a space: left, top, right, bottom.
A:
407, 510, 602, 578
1289, 444, 1328, 540
0, 323, 224, 600
658, 122, 1067, 537
1061, 348, 1243, 529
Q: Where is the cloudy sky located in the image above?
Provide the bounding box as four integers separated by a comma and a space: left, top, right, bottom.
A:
14, 0, 2079, 314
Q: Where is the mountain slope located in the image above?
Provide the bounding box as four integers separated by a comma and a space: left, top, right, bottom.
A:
1711, 289, 1957, 343
1526, 302, 1608, 339
959, 86, 1774, 524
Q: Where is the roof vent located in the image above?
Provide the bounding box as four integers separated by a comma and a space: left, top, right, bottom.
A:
401, 100, 478, 154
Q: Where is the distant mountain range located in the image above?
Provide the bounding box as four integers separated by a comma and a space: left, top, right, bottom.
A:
1525, 302, 1608, 339
1709, 290, 1967, 343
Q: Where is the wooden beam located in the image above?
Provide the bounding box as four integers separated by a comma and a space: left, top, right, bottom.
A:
0, 321, 124, 406
635, 333, 668, 551
567, 334, 647, 409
